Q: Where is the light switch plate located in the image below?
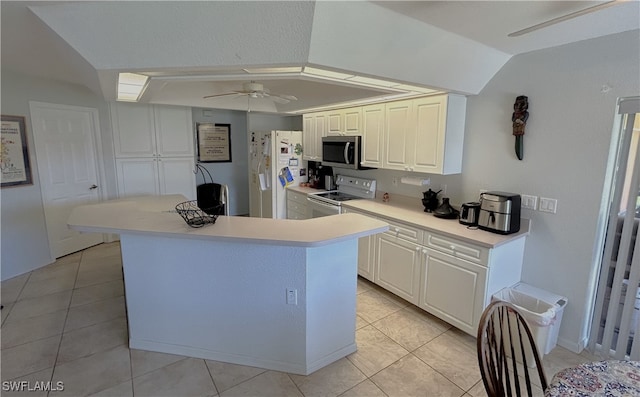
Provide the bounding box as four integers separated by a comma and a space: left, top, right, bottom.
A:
539, 197, 558, 213
521, 194, 538, 210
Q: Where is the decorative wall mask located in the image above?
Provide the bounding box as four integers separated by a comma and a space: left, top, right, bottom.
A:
512, 96, 529, 160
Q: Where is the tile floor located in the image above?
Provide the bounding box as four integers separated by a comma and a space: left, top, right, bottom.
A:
1, 242, 598, 396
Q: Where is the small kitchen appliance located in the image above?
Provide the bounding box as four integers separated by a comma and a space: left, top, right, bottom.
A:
433, 197, 458, 219
477, 192, 521, 234
422, 189, 442, 212
321, 136, 368, 170
459, 202, 481, 226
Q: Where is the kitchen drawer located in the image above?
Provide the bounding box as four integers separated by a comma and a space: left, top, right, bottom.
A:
287, 199, 307, 216
287, 190, 308, 205
382, 217, 423, 244
287, 209, 307, 220
423, 232, 489, 265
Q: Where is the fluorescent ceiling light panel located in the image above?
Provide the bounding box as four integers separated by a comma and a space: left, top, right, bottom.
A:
346, 76, 399, 88
243, 67, 303, 74
117, 72, 149, 102
303, 67, 354, 80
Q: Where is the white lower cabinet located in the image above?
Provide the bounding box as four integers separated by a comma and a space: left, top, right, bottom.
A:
343, 205, 524, 336
286, 190, 309, 220
375, 233, 422, 305
419, 248, 487, 334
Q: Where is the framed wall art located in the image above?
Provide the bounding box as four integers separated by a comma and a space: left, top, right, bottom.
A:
197, 123, 232, 163
1, 115, 33, 188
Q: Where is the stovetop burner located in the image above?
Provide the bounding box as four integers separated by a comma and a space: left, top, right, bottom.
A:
312, 191, 360, 202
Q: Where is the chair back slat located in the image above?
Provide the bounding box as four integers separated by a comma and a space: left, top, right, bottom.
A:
477, 301, 549, 397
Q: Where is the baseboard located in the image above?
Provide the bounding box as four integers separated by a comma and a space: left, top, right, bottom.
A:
130, 338, 355, 375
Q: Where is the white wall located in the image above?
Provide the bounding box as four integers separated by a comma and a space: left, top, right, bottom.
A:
191, 110, 302, 216
460, 31, 640, 352
1, 69, 116, 280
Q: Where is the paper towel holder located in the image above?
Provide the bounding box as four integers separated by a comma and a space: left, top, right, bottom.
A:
400, 176, 430, 186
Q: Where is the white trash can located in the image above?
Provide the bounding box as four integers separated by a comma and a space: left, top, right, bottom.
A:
492, 283, 567, 365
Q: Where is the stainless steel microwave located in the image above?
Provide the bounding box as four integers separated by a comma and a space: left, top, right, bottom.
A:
321, 135, 366, 169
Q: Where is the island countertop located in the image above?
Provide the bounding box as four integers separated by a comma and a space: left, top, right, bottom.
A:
68, 194, 389, 247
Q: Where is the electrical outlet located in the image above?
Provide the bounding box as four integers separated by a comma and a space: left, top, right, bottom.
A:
286, 288, 298, 305
539, 197, 558, 214
521, 194, 538, 210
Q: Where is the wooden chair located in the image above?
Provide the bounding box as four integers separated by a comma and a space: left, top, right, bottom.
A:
477, 300, 548, 397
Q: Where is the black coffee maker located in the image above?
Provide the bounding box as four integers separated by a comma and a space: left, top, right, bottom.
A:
422, 189, 442, 212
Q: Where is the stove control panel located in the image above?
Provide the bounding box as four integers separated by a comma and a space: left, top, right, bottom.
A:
335, 175, 377, 199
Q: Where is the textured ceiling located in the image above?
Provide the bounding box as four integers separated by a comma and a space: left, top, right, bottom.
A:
2, 1, 638, 113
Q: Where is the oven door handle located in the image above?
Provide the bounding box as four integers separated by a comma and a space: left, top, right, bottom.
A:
307, 197, 340, 210
344, 142, 351, 164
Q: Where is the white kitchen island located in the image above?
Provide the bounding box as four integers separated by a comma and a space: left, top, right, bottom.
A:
67, 195, 388, 375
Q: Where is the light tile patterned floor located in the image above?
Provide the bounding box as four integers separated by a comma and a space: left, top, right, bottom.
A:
1, 242, 598, 396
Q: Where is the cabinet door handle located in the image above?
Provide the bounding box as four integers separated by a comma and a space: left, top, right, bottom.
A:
422, 249, 428, 255
394, 227, 400, 233
416, 247, 421, 252
89, 184, 98, 190
450, 245, 456, 251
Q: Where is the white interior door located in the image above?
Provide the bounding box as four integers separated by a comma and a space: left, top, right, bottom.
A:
30, 102, 105, 258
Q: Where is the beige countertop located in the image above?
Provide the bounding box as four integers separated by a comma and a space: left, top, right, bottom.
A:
287, 185, 328, 195
67, 194, 388, 247
342, 195, 529, 248
288, 185, 529, 248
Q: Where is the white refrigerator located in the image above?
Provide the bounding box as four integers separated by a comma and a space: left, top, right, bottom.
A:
249, 130, 306, 218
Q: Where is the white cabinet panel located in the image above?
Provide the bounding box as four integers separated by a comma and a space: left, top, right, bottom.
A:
302, 113, 325, 161
375, 233, 421, 305
154, 105, 194, 157
157, 158, 196, 200
116, 158, 159, 197
383, 100, 413, 170
412, 96, 445, 172
344, 108, 362, 135
112, 102, 196, 200
326, 111, 343, 136
111, 102, 156, 158
419, 248, 487, 334
361, 104, 385, 168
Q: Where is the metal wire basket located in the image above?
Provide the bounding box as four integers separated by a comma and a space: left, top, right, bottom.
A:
175, 200, 223, 228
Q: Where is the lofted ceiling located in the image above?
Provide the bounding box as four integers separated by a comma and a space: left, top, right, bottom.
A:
1, 1, 639, 114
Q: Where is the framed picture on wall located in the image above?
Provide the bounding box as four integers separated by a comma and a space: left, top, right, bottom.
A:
1, 115, 33, 188
197, 123, 232, 163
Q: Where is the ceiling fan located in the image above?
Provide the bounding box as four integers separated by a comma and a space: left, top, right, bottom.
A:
508, 0, 626, 37
203, 81, 298, 104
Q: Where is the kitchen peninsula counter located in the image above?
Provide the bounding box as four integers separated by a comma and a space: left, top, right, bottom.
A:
67, 195, 388, 375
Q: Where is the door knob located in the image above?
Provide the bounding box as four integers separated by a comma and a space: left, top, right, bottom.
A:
89, 184, 98, 190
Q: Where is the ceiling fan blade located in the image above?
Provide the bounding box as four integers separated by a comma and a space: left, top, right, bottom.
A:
508, 0, 623, 37
270, 96, 290, 104
203, 92, 240, 99
278, 94, 298, 101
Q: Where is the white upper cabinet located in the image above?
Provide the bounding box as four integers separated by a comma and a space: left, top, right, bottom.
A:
361, 103, 385, 168
304, 94, 466, 174
343, 108, 362, 135
153, 105, 195, 157
111, 102, 156, 158
111, 103, 194, 158
302, 112, 326, 161
412, 95, 466, 174
383, 99, 414, 171
326, 110, 343, 136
